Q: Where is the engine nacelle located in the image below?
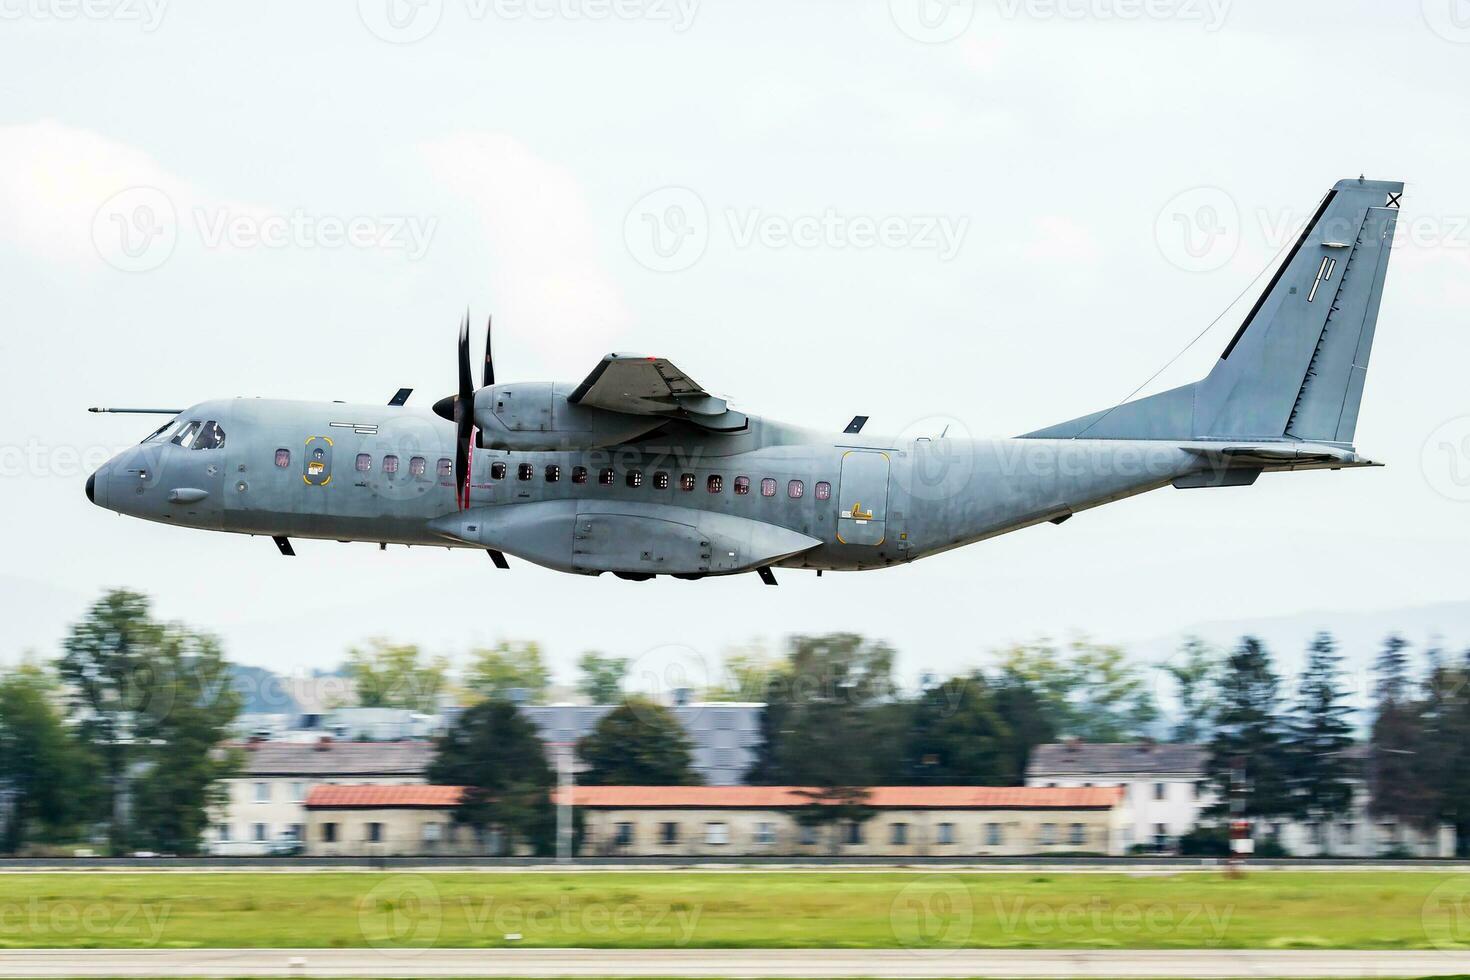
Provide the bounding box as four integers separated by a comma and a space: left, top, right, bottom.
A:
473, 382, 664, 451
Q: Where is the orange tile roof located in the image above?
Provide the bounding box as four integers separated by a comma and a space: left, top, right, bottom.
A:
305, 784, 465, 809
555, 785, 1124, 810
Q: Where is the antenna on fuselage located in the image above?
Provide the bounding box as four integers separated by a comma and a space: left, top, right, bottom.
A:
88, 407, 184, 415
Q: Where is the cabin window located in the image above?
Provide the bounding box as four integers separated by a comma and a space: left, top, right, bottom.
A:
734, 476, 750, 495
788, 479, 804, 498
654, 471, 670, 490
274, 449, 291, 468
599, 468, 615, 486
572, 466, 588, 484
545, 464, 561, 483
761, 478, 776, 497
517, 463, 534, 481
409, 456, 426, 477
490, 461, 506, 480
437, 458, 453, 481
356, 453, 372, 472
382, 454, 399, 474
815, 481, 831, 500
707, 475, 723, 494
626, 470, 643, 488
680, 473, 696, 492
193, 420, 226, 450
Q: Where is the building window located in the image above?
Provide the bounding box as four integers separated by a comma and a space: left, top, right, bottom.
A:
288, 824, 304, 842
572, 466, 588, 484
253, 782, 270, 803
734, 476, 750, 495
599, 468, 615, 486
984, 823, 1002, 846
843, 821, 864, 845
322, 823, 338, 843
356, 453, 372, 472
1069, 823, 1085, 846
705, 822, 730, 845
367, 822, 384, 844
274, 449, 291, 468
1153, 782, 1166, 801
937, 822, 955, 845
1153, 823, 1168, 846
491, 461, 507, 480
290, 782, 307, 803
754, 821, 776, 845
799, 824, 817, 845
659, 822, 679, 845
680, 473, 696, 492
253, 823, 268, 843
890, 823, 908, 846
545, 464, 561, 483
422, 822, 443, 844
410, 456, 426, 477
707, 475, 723, 493
518, 463, 534, 481
217, 824, 232, 842
1040, 823, 1057, 845
382, 454, 399, 474
760, 478, 776, 497
788, 479, 804, 498
612, 822, 634, 846
654, 471, 670, 490
1341, 822, 1356, 840
815, 481, 831, 500
626, 470, 643, 488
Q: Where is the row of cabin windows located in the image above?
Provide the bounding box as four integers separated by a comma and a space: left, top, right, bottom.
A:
273, 449, 832, 499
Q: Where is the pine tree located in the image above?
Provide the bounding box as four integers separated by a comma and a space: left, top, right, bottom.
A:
1287, 632, 1356, 831
1368, 635, 1437, 828
1207, 637, 1293, 821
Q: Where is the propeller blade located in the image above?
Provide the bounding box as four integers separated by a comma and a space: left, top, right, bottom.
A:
454, 311, 475, 505
482, 314, 495, 388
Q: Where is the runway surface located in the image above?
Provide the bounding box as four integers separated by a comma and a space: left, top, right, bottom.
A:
2, 948, 1468, 978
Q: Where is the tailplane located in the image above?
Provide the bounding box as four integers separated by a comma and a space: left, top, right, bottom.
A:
1026, 177, 1402, 445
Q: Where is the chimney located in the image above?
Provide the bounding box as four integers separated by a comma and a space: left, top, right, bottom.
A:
315, 735, 333, 751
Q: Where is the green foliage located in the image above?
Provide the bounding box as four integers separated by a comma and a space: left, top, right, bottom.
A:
574, 652, 628, 704
1287, 632, 1356, 820
902, 673, 1017, 785
430, 698, 553, 854
998, 639, 1158, 742
0, 663, 97, 850
464, 641, 551, 703
58, 589, 242, 852
1207, 637, 1294, 819
577, 699, 699, 786
1158, 636, 1219, 743
342, 640, 448, 712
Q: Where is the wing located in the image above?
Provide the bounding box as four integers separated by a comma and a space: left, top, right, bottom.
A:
567, 354, 747, 431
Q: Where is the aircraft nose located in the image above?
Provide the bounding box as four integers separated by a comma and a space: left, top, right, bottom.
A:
86, 464, 110, 509
86, 472, 96, 503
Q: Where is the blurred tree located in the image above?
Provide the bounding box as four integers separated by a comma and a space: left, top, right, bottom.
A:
1417, 647, 1470, 852
343, 640, 448, 712
430, 698, 553, 855
577, 699, 698, 785
1207, 637, 1293, 820
465, 641, 551, 703
998, 639, 1157, 742
1368, 634, 1438, 828
575, 652, 628, 704
988, 669, 1057, 782
0, 662, 97, 850
1158, 636, 1219, 743
1287, 632, 1356, 828
902, 672, 1015, 784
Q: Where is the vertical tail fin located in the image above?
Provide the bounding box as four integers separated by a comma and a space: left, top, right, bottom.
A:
1024, 177, 1402, 445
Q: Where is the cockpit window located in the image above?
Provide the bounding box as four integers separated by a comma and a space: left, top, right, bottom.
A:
193, 421, 226, 450
143, 417, 185, 444
171, 421, 202, 448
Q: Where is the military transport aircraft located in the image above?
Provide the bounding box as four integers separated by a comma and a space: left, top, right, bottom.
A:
87, 177, 1402, 584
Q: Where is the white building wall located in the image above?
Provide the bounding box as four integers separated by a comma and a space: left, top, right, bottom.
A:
208, 774, 427, 856
1025, 774, 1213, 851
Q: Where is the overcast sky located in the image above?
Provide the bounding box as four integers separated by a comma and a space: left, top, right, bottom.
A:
3, 0, 1468, 691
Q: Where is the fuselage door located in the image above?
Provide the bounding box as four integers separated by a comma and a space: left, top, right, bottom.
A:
836, 450, 889, 546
